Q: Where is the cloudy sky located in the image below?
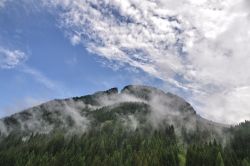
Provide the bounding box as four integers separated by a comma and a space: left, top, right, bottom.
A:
0, 0, 250, 124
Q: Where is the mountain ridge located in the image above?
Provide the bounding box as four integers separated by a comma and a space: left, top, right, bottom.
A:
0, 85, 226, 140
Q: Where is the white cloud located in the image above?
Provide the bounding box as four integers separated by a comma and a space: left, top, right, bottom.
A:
42, 0, 250, 124
70, 34, 81, 46
0, 47, 27, 69
196, 87, 250, 124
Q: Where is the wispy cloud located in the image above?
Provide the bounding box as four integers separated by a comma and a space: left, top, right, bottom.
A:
20, 65, 57, 90
0, 47, 27, 69
0, 46, 58, 90
43, 0, 250, 124
20, 65, 71, 97
0, 46, 66, 96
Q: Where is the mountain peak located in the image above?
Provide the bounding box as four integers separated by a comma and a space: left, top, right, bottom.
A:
121, 84, 166, 100
0, 85, 222, 138
93, 87, 118, 96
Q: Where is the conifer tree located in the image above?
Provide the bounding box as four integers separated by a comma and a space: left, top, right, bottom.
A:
215, 152, 224, 166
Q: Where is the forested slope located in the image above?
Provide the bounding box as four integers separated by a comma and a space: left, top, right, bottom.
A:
0, 85, 249, 166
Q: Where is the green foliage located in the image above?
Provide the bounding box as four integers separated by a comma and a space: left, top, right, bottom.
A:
3, 120, 250, 166
231, 121, 250, 161
184, 121, 250, 166
0, 125, 179, 166
216, 152, 224, 166
178, 153, 186, 166
242, 159, 250, 166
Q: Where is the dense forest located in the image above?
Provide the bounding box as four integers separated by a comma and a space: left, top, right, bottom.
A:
0, 120, 250, 166
0, 85, 249, 166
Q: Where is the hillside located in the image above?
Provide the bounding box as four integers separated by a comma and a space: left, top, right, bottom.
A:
0, 85, 249, 166
0, 85, 225, 140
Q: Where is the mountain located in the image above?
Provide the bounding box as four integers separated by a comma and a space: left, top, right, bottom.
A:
0, 85, 249, 166
0, 85, 225, 140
